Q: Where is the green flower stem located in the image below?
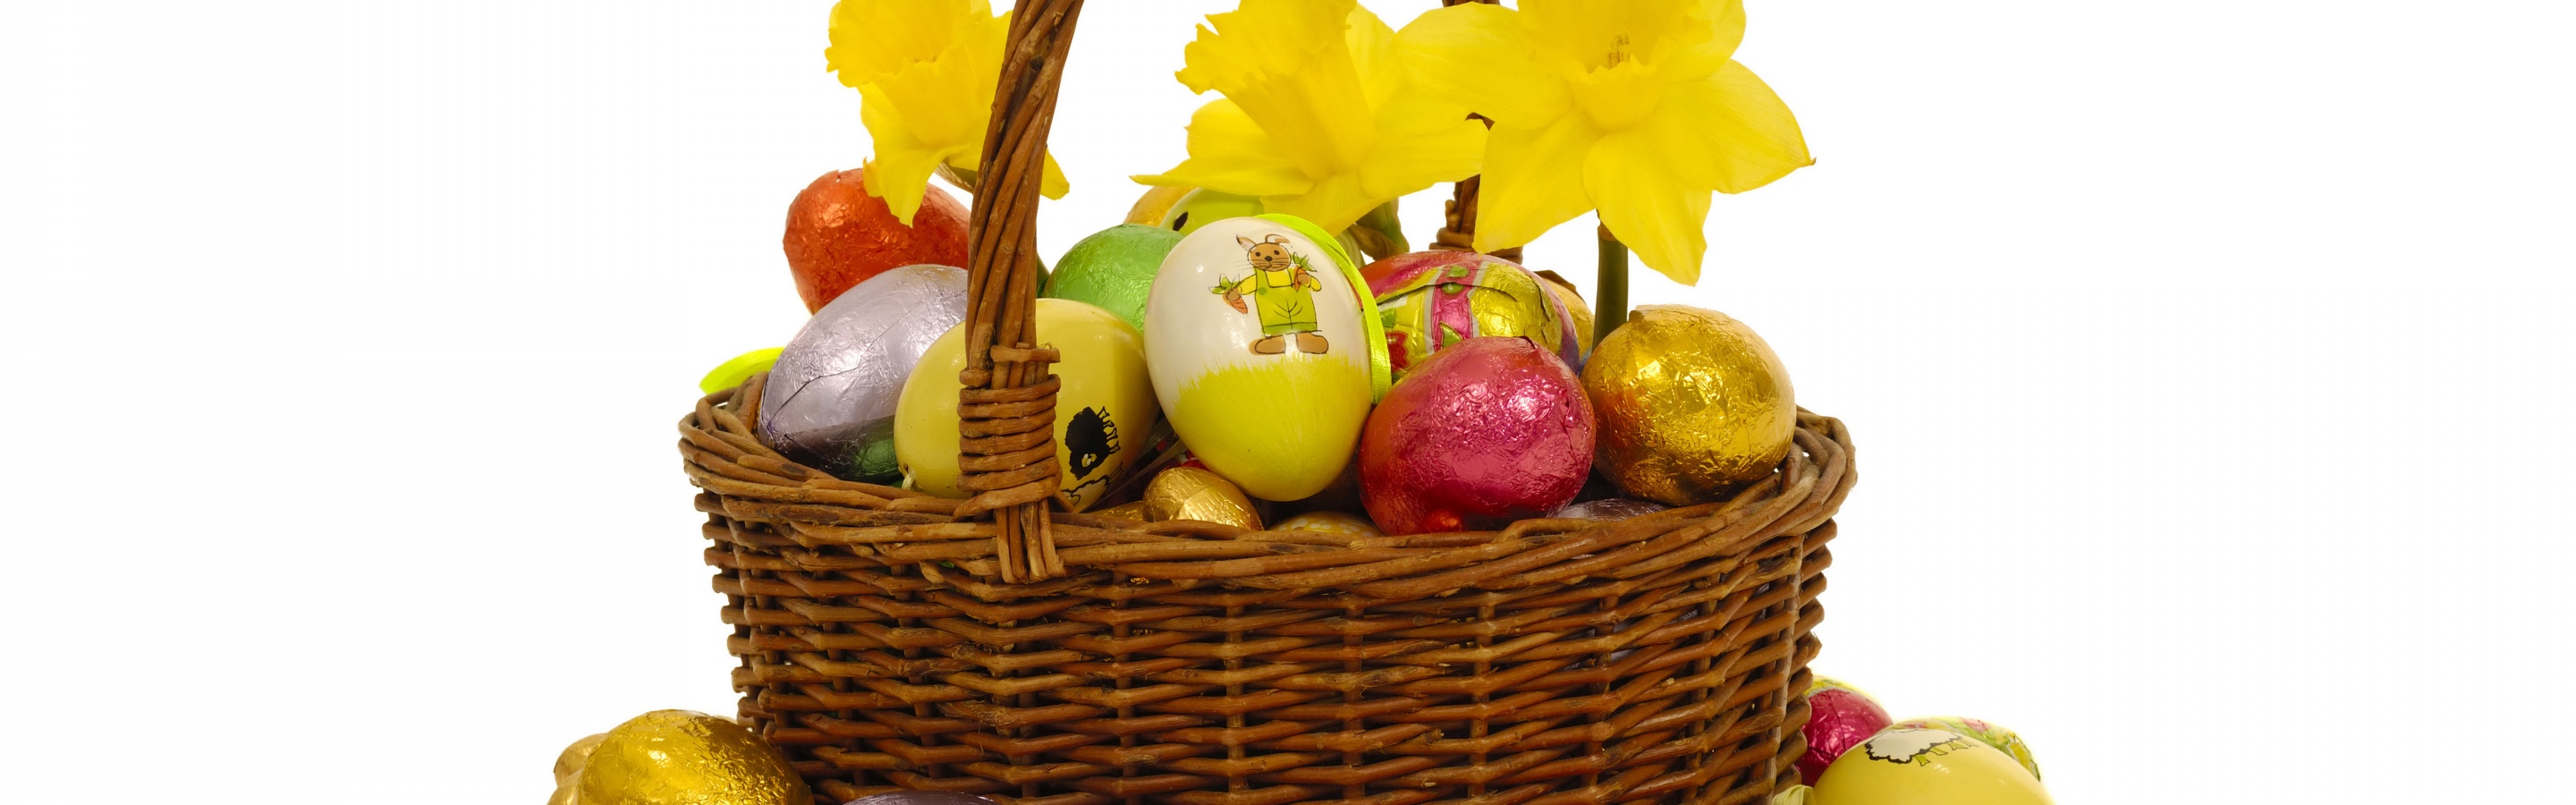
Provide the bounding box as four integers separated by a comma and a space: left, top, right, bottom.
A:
1595, 225, 1630, 345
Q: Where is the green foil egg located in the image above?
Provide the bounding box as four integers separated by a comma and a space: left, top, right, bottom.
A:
1044, 224, 1182, 333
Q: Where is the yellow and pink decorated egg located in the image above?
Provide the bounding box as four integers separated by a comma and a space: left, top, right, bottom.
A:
1362, 250, 1582, 381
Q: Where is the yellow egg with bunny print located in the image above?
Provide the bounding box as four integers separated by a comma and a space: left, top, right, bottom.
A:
1143, 214, 1387, 501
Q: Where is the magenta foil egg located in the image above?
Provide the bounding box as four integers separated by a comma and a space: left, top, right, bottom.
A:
1358, 336, 1594, 535
1799, 676, 1896, 784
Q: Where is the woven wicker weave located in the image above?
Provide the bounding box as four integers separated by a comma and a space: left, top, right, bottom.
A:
680, 2, 1855, 803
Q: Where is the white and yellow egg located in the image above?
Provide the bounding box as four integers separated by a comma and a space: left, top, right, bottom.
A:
1142, 215, 1386, 501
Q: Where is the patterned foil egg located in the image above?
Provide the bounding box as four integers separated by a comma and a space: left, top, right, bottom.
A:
1801, 675, 1896, 785
759, 265, 968, 482
1360, 336, 1595, 535
1890, 716, 2041, 782
1363, 250, 1582, 381
1583, 305, 1796, 506
570, 710, 812, 805
1811, 728, 2052, 805
894, 299, 1157, 513
1143, 215, 1387, 501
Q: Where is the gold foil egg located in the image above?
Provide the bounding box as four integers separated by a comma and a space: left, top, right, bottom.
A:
1274, 510, 1383, 538
1582, 306, 1794, 506
1145, 467, 1262, 530
572, 710, 812, 805
1091, 500, 1153, 522
555, 733, 606, 785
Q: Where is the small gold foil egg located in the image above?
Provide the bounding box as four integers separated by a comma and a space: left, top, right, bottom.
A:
1091, 500, 1154, 522
1582, 306, 1795, 506
1273, 510, 1383, 538
1145, 467, 1262, 530
572, 710, 811, 805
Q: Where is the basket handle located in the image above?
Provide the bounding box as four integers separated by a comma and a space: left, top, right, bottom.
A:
953, 0, 1082, 582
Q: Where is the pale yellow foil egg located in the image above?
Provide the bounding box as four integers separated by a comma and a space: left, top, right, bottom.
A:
573, 710, 812, 805
1581, 306, 1795, 506
1145, 467, 1262, 530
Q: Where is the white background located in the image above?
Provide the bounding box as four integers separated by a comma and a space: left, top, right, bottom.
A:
4, 1, 2571, 802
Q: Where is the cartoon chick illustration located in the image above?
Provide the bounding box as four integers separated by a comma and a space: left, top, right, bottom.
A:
1212, 233, 1329, 354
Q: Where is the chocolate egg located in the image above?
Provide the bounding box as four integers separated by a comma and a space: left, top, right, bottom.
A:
1126, 185, 1196, 227
843, 793, 998, 805
1364, 251, 1581, 380
760, 265, 968, 482
1551, 497, 1670, 521
1274, 510, 1383, 538
783, 169, 969, 313
572, 710, 812, 805
1144, 215, 1385, 501
1584, 306, 1796, 506
1145, 467, 1261, 529
894, 299, 1157, 512
1801, 675, 1895, 785
1045, 224, 1183, 333
1811, 728, 2051, 805
1531, 269, 1596, 360
555, 733, 607, 785
1890, 716, 2041, 781
1360, 336, 1593, 535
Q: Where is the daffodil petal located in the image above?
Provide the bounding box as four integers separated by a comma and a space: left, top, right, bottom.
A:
1473, 114, 1603, 252
1264, 173, 1381, 233
1358, 97, 1485, 199
1040, 152, 1069, 199
1668, 61, 1813, 193
860, 137, 949, 227
1394, 3, 1569, 127
1132, 99, 1314, 197
1343, 4, 1402, 108
826, 0, 995, 86
1587, 131, 1712, 286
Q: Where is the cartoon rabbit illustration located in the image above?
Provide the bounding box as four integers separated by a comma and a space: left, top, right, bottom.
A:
1211, 233, 1329, 354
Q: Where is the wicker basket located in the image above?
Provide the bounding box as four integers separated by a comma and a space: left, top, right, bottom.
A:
679, 3, 1855, 804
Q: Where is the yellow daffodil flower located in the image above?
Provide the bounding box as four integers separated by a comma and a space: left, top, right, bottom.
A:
1396, 0, 1811, 284
1134, 0, 1485, 233
826, 0, 1068, 225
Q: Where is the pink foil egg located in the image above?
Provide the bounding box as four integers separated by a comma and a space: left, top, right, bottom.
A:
1800, 675, 1895, 785
1358, 336, 1594, 535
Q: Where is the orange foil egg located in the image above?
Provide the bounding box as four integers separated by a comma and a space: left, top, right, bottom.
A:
782, 168, 970, 313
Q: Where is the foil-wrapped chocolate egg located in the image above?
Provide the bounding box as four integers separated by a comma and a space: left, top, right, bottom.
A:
1531, 269, 1596, 360
843, 792, 999, 805
1360, 336, 1594, 535
783, 169, 969, 313
1801, 675, 1895, 785
1045, 224, 1182, 333
1890, 716, 2041, 781
759, 265, 968, 483
1584, 305, 1795, 506
572, 710, 812, 805
1145, 467, 1261, 530
1551, 498, 1670, 521
1811, 728, 2051, 805
1273, 510, 1383, 538
1363, 251, 1581, 381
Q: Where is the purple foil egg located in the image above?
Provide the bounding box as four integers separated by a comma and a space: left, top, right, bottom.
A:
1359, 336, 1594, 535
759, 264, 968, 481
